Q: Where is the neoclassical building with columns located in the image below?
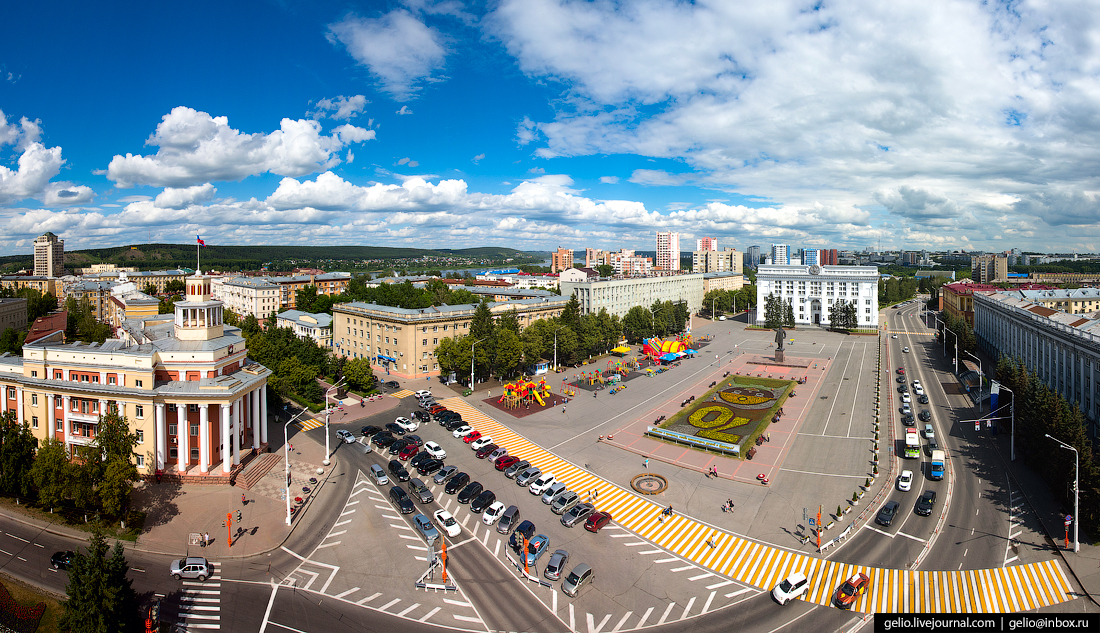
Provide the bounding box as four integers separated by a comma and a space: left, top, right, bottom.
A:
0, 272, 271, 480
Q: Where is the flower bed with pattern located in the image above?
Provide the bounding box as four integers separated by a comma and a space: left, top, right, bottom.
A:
659, 377, 791, 455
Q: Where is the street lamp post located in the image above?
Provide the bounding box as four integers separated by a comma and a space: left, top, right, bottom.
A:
964, 350, 982, 412
552, 326, 565, 373
470, 337, 487, 394
1045, 434, 1079, 552
284, 409, 309, 526
324, 378, 346, 466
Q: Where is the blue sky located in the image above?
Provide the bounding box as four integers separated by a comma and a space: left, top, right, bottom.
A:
2, 0, 1100, 257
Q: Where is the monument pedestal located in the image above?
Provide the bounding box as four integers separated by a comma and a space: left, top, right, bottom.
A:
774, 349, 785, 363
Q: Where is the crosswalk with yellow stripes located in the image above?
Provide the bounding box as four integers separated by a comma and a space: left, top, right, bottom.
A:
389, 389, 415, 399
296, 416, 325, 431
440, 397, 1076, 613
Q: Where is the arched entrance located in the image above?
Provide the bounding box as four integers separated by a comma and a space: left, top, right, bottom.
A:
810, 299, 822, 324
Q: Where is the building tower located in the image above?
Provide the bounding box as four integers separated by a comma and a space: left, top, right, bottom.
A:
656, 231, 680, 271
174, 272, 225, 342
746, 246, 761, 269
696, 237, 718, 252
802, 249, 821, 266
551, 247, 574, 274
33, 232, 64, 278
770, 244, 791, 266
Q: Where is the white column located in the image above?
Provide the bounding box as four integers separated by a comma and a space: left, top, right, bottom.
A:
176, 404, 188, 473
15, 388, 21, 425
1, 386, 6, 415
199, 404, 210, 474
99, 372, 106, 385
251, 389, 260, 450
61, 395, 70, 453
98, 399, 107, 420
221, 404, 231, 474
232, 398, 241, 465
47, 393, 55, 439
260, 384, 268, 444
155, 403, 166, 472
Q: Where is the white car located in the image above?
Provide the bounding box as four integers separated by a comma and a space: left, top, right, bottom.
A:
772, 571, 809, 605
433, 509, 461, 537
335, 429, 355, 443
452, 425, 474, 439
898, 470, 913, 492
903, 346, 910, 353
395, 416, 418, 432
901, 403, 912, 416
901, 393, 911, 404
414, 390, 433, 399
891, 334, 898, 339
528, 473, 557, 495
424, 441, 446, 460
914, 385, 925, 396
470, 436, 493, 451
482, 501, 507, 525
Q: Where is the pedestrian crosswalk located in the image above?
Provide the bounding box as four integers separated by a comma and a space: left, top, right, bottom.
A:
297, 416, 324, 431
175, 561, 221, 630
390, 389, 415, 399
440, 397, 1076, 614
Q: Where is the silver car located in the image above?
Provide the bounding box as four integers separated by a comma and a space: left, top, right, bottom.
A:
561, 502, 595, 528
515, 466, 542, 487
504, 460, 530, 479
170, 557, 210, 582
434, 465, 459, 485
550, 490, 579, 515
544, 549, 569, 581
562, 563, 593, 597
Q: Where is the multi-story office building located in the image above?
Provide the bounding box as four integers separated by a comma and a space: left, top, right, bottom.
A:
0, 272, 271, 479
551, 247, 574, 273
584, 248, 606, 268
560, 273, 704, 319
702, 272, 746, 294
971, 253, 1009, 284
974, 291, 1100, 437
1015, 288, 1100, 315
770, 244, 791, 266
696, 237, 718, 252
0, 299, 27, 338
268, 272, 352, 310
745, 246, 761, 269
215, 277, 281, 320
754, 264, 879, 327
332, 296, 569, 379
821, 249, 839, 266
33, 232, 64, 278
276, 310, 333, 348
692, 249, 744, 274
802, 249, 821, 266
655, 232, 680, 271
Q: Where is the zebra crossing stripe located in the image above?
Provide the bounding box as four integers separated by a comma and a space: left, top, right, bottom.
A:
438, 397, 1077, 614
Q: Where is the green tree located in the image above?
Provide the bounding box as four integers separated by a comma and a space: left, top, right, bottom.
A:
30, 438, 70, 509
60, 531, 140, 633
295, 285, 319, 313
623, 306, 653, 343
0, 411, 36, 498
763, 293, 782, 329
157, 296, 178, 314
470, 299, 494, 342
597, 264, 614, 277
494, 329, 525, 378
0, 327, 26, 355
164, 279, 186, 294
142, 283, 158, 296
342, 357, 375, 392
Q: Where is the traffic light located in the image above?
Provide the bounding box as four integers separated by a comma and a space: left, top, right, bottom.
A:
235, 510, 242, 523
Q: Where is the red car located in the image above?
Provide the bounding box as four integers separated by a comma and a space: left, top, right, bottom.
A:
462, 430, 482, 444
833, 572, 869, 610
475, 443, 499, 459
584, 511, 612, 533
495, 455, 520, 472
398, 444, 419, 460
896, 367, 905, 375
429, 404, 448, 415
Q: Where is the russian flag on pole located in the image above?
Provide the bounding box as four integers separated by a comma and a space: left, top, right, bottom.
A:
197, 236, 206, 247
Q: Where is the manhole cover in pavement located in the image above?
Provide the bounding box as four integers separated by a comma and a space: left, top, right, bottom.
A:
631, 474, 669, 495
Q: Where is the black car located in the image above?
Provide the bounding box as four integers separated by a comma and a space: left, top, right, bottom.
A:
471, 490, 497, 513
875, 500, 899, 527
389, 486, 415, 514
444, 418, 467, 432
417, 458, 444, 476
897, 385, 908, 393
410, 451, 432, 468
411, 411, 430, 423
896, 376, 906, 383
372, 432, 397, 447
437, 411, 461, 422
384, 380, 400, 389
51, 550, 75, 570
385, 423, 407, 436
388, 459, 410, 482
388, 439, 410, 455
918, 410, 931, 422
405, 434, 424, 447
918, 394, 929, 404
915, 490, 937, 516
509, 520, 537, 552
901, 415, 915, 427
457, 481, 484, 504
445, 472, 470, 494
361, 425, 383, 437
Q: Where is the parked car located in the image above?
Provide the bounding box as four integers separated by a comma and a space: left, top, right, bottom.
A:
475, 442, 499, 459
413, 513, 440, 546
524, 534, 550, 566
497, 505, 521, 535
170, 557, 211, 581
51, 550, 75, 570
389, 486, 415, 514
583, 511, 612, 533
898, 470, 913, 492
772, 571, 809, 605
470, 437, 494, 451
509, 520, 537, 552
388, 459, 410, 482
411, 410, 430, 423
915, 490, 937, 516
463, 431, 484, 445
444, 418, 467, 432
369, 464, 389, 486
405, 434, 424, 447
408, 478, 434, 504
833, 572, 870, 610
360, 425, 383, 437
414, 389, 432, 399
457, 481, 484, 504
482, 501, 507, 525
487, 447, 508, 463
398, 444, 419, 460
336, 429, 355, 443
529, 473, 557, 495
561, 502, 595, 528
875, 500, 900, 527
424, 441, 447, 459
384, 423, 407, 436
551, 490, 580, 515
541, 482, 567, 504
516, 467, 542, 486
471, 489, 497, 513
372, 432, 397, 448
395, 417, 418, 432
544, 549, 569, 581
434, 465, 459, 485
388, 439, 409, 455
452, 425, 474, 439
410, 451, 432, 468
562, 563, 594, 597
505, 460, 530, 478
495, 456, 520, 472
445, 472, 470, 494
417, 458, 444, 476
433, 508, 461, 537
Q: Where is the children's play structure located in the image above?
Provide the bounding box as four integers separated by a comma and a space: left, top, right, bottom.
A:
606, 357, 639, 375
499, 379, 553, 408
641, 336, 698, 363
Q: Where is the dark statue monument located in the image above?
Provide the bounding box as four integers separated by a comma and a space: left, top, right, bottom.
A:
774, 326, 786, 363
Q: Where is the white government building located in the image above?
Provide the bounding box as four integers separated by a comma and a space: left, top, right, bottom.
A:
755, 264, 880, 327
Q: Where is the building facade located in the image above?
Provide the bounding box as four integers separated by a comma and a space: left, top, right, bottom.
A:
0, 299, 27, 338
971, 254, 1009, 284
0, 276, 62, 297
754, 264, 879, 327
696, 237, 718, 252
33, 232, 64, 278
1014, 289, 1100, 316
745, 246, 761, 269
276, 310, 333, 348
692, 248, 744, 274
655, 232, 680, 271
0, 272, 270, 479
802, 249, 821, 266
269, 272, 352, 310
770, 244, 791, 266
85, 269, 190, 294
974, 291, 1100, 437
702, 272, 746, 294
331, 297, 569, 379
215, 277, 281, 320
560, 273, 705, 319
551, 248, 574, 274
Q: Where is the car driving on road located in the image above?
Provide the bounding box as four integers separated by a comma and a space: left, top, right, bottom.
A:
833, 572, 869, 610
433, 509, 461, 537
875, 500, 899, 527
772, 571, 809, 605
915, 490, 937, 516
898, 470, 913, 492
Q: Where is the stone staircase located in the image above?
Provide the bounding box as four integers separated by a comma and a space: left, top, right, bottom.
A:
234, 453, 282, 490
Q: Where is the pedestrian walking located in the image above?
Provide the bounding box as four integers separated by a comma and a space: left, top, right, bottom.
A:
202, 532, 208, 548
644, 458, 650, 469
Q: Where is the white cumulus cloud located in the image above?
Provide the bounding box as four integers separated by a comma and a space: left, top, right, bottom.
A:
155, 184, 218, 209
327, 10, 448, 100
309, 95, 369, 120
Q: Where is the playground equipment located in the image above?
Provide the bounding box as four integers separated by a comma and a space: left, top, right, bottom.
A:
578, 369, 606, 386
499, 379, 552, 409
560, 379, 576, 397
606, 357, 638, 375
641, 336, 698, 362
